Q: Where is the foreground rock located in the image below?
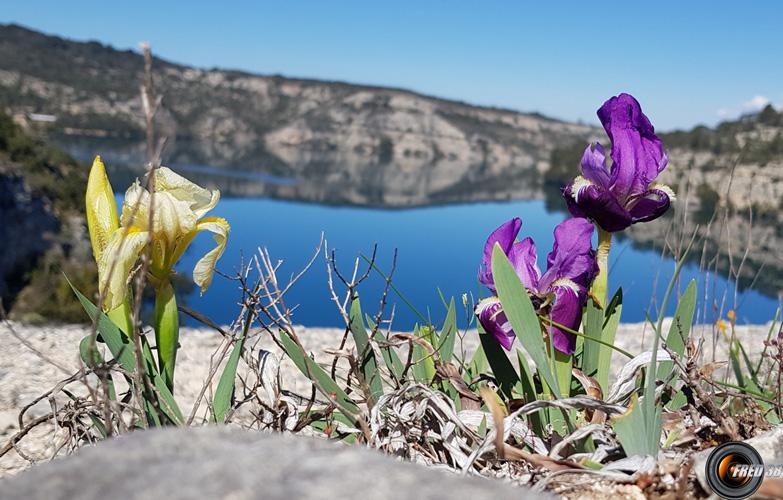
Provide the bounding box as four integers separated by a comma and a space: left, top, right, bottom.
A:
0, 427, 543, 500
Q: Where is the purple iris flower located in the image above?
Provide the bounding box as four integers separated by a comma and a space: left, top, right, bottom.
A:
563, 93, 675, 232
476, 217, 597, 354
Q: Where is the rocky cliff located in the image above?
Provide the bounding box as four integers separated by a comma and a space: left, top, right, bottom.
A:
0, 174, 58, 304
0, 111, 95, 321
632, 114, 783, 297
0, 23, 597, 206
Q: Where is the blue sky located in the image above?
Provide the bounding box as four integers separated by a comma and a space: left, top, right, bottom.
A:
3, 1, 782, 130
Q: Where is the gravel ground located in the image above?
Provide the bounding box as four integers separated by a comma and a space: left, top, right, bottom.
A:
0, 319, 777, 478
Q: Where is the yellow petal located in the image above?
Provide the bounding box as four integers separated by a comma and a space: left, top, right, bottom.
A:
98, 227, 149, 310
85, 155, 119, 263
120, 179, 150, 229
120, 180, 196, 250
168, 229, 199, 270
192, 217, 230, 293
154, 190, 199, 245
154, 166, 220, 218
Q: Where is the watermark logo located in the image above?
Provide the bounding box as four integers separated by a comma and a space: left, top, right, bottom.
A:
705, 442, 764, 499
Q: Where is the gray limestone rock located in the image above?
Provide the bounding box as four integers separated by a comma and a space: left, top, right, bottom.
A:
0, 427, 546, 499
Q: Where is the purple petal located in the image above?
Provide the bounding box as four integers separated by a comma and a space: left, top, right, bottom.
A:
597, 93, 666, 200
580, 143, 610, 189
629, 187, 672, 223
547, 218, 595, 267
479, 218, 522, 291
546, 284, 585, 355
475, 297, 515, 351
562, 183, 587, 218
539, 217, 597, 292
508, 237, 541, 290
564, 182, 633, 233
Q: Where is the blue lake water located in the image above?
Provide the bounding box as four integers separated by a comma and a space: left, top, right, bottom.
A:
124, 195, 782, 329
117, 195, 778, 330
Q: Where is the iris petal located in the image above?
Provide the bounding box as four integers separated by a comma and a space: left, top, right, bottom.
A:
565, 182, 633, 232
154, 167, 220, 218
539, 217, 597, 293
192, 217, 230, 293
508, 237, 541, 290
598, 93, 666, 200
547, 284, 585, 355
479, 217, 522, 291
475, 297, 515, 351
546, 217, 595, 269
98, 227, 149, 310
629, 187, 672, 223
154, 191, 199, 245
580, 143, 611, 189
85, 156, 119, 263
120, 180, 149, 229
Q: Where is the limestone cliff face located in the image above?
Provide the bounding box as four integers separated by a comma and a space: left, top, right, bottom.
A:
641, 120, 783, 294
0, 174, 58, 306
629, 143, 783, 296
0, 24, 598, 206
0, 107, 94, 321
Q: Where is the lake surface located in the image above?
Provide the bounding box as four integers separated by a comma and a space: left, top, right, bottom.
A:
124, 194, 781, 329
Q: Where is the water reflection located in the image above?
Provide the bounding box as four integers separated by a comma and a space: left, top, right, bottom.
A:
116, 194, 780, 328
101, 161, 782, 328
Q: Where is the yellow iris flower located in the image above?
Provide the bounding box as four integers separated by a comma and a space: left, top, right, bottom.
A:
86, 156, 230, 311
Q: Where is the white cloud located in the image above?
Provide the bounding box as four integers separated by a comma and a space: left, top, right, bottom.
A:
742, 95, 771, 111
716, 95, 778, 120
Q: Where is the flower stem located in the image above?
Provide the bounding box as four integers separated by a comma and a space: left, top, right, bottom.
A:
591, 227, 612, 308
590, 226, 615, 393
154, 280, 179, 392
553, 348, 572, 397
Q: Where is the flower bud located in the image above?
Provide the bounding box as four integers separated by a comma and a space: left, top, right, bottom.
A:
85, 155, 119, 263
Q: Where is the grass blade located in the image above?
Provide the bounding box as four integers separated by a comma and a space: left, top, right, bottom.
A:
410, 325, 436, 384
278, 329, 360, 415
644, 233, 695, 455
613, 393, 658, 456
212, 309, 252, 423
479, 327, 520, 400
467, 342, 488, 377
580, 298, 603, 379
438, 297, 458, 363
659, 280, 696, 380
366, 313, 405, 384
78, 335, 117, 401
349, 297, 384, 403
597, 288, 623, 392
516, 349, 546, 432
